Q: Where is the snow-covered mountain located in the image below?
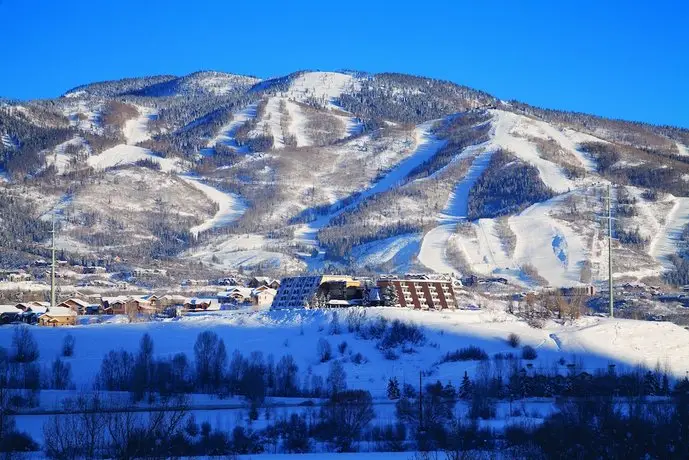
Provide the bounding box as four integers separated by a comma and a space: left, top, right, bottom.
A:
1, 70, 689, 288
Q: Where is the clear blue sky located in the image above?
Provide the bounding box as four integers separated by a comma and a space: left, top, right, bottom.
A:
1, 0, 687, 128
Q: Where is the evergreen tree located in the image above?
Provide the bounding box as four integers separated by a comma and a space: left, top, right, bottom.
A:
387, 377, 401, 400
459, 371, 473, 399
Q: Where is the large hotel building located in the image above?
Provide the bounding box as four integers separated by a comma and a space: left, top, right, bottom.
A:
376, 278, 457, 310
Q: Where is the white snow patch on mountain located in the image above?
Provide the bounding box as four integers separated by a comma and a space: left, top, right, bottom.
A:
676, 142, 689, 157
180, 176, 247, 237
207, 104, 257, 150
87, 144, 182, 172
286, 71, 359, 107
510, 196, 590, 286
490, 110, 574, 193
351, 233, 422, 269
649, 196, 689, 270
286, 100, 311, 147
123, 106, 157, 145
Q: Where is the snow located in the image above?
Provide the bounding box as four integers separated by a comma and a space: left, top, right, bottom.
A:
3, 308, 689, 396
351, 233, 422, 270
185, 234, 306, 273
489, 110, 575, 193
294, 121, 447, 261
676, 142, 689, 157
286, 71, 359, 107
418, 146, 493, 275
257, 97, 286, 149
285, 100, 311, 147
649, 196, 689, 270
207, 104, 257, 149
509, 196, 590, 286
123, 106, 157, 145
87, 144, 182, 173
417, 225, 459, 275
180, 175, 247, 237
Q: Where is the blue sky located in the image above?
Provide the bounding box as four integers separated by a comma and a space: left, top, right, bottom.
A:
1, 0, 687, 127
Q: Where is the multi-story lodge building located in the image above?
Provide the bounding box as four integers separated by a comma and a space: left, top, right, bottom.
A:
376, 277, 457, 310
272, 275, 362, 309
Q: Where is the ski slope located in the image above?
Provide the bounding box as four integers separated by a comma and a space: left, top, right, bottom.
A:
418, 147, 493, 275
123, 106, 157, 145
286, 71, 359, 107
87, 144, 183, 173
294, 121, 447, 252
207, 104, 257, 149
649, 196, 689, 270
490, 110, 575, 193
180, 175, 247, 237
510, 196, 590, 286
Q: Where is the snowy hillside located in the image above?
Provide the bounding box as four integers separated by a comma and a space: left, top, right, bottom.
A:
1, 69, 688, 287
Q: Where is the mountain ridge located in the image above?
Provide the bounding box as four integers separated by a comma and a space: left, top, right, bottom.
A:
1, 69, 688, 290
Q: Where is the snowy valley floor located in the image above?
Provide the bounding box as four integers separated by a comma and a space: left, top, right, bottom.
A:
4, 306, 689, 452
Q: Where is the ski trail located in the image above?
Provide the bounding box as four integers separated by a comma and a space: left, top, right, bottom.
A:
180, 175, 247, 237
207, 104, 257, 150
649, 196, 689, 270
123, 107, 157, 145
294, 121, 448, 250
418, 147, 493, 274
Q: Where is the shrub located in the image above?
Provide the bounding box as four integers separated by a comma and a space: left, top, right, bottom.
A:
521, 345, 538, 360
383, 349, 399, 361
317, 338, 332, 362
507, 333, 521, 348
337, 341, 348, 355
351, 352, 367, 365
62, 334, 75, 357
378, 320, 425, 349
441, 346, 489, 363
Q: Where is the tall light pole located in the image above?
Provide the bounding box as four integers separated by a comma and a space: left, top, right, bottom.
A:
607, 184, 614, 318
50, 211, 56, 311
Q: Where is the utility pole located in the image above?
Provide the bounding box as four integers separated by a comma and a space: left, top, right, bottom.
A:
50, 211, 56, 311
418, 371, 423, 432
607, 184, 614, 318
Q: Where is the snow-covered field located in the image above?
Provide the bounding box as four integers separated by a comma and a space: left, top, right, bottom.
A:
4, 307, 689, 394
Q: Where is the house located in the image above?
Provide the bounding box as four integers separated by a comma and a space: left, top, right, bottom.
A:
252, 288, 277, 309
38, 307, 77, 326
217, 287, 253, 305
248, 276, 272, 288
376, 278, 458, 310
14, 301, 49, 312
58, 298, 91, 315
184, 298, 219, 312
0, 305, 22, 325
101, 296, 133, 315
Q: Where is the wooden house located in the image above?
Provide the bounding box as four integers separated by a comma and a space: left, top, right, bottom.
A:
58, 298, 91, 315
38, 307, 77, 326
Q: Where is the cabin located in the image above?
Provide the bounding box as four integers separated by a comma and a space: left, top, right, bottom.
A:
38, 307, 77, 327
58, 298, 92, 315
0, 305, 22, 325
248, 276, 272, 288
217, 287, 253, 305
